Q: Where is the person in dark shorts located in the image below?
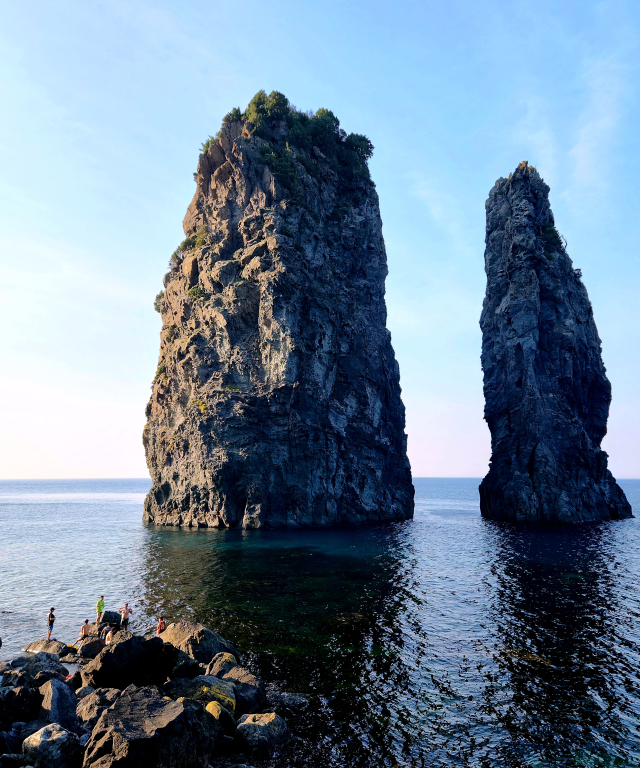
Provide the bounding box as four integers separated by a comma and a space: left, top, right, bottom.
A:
119, 603, 132, 630
47, 607, 55, 641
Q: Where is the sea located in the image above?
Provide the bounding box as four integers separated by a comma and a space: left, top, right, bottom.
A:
0, 477, 639, 768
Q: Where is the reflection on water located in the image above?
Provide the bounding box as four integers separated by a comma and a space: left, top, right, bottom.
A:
1, 478, 639, 767
134, 479, 640, 768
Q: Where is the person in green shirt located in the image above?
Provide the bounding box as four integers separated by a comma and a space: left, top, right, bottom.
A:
96, 596, 105, 623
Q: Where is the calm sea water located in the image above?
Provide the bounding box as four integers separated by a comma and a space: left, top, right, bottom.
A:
0, 477, 639, 768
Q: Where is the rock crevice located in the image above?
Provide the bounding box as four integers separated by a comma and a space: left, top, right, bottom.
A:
479, 161, 632, 522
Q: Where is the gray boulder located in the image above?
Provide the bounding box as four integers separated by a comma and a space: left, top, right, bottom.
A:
83, 686, 222, 767
38, 680, 79, 733
479, 161, 633, 522
74, 687, 94, 701
159, 622, 238, 665
204, 701, 235, 736
236, 712, 290, 758
23, 641, 74, 657
170, 650, 201, 679
205, 653, 237, 678
267, 691, 309, 716
76, 688, 120, 730
22, 723, 82, 768
80, 633, 178, 690
0, 687, 42, 729
221, 668, 264, 715
163, 675, 236, 714
77, 640, 104, 660
21, 655, 67, 685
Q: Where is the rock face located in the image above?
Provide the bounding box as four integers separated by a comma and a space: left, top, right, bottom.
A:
143, 91, 413, 528
83, 686, 221, 768
480, 161, 632, 522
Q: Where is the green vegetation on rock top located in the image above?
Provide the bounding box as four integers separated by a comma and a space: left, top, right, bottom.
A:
205, 90, 375, 198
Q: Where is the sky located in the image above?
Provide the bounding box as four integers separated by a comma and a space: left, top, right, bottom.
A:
1, 0, 638, 479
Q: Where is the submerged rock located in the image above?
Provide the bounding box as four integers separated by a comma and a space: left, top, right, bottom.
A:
479, 162, 632, 522
236, 712, 290, 758
143, 91, 413, 528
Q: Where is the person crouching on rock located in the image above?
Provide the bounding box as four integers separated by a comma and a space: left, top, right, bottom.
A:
96, 595, 105, 623
47, 607, 55, 641
75, 619, 90, 648
119, 603, 132, 631
157, 616, 167, 635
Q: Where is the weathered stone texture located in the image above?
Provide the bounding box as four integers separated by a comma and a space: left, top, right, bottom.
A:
143, 112, 413, 528
479, 161, 632, 522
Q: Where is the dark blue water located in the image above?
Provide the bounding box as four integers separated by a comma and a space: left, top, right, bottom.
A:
1, 478, 639, 767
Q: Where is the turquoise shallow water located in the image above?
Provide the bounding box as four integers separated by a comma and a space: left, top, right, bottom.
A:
1, 477, 639, 767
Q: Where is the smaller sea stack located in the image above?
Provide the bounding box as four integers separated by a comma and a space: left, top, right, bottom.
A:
479, 161, 632, 522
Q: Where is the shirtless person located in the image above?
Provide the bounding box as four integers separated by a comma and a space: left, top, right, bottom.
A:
75, 619, 90, 647
47, 607, 55, 641
119, 603, 133, 630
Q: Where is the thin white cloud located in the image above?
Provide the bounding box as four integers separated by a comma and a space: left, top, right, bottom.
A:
565, 58, 625, 210
409, 172, 475, 259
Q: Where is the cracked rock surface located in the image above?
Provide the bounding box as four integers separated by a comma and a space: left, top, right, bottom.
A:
144, 112, 413, 528
479, 161, 632, 522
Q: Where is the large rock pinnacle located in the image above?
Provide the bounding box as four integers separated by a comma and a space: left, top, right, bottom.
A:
143, 92, 414, 528
479, 161, 632, 522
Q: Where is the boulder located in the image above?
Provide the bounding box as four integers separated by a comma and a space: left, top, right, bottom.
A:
21, 655, 67, 684
23, 641, 75, 657
83, 686, 221, 768
0, 687, 42, 729
75, 686, 94, 701
159, 622, 238, 665
205, 653, 237, 678
22, 723, 82, 768
221, 668, 264, 715
66, 671, 83, 691
80, 633, 178, 690
236, 712, 290, 758
205, 701, 236, 736
163, 675, 235, 715
0, 663, 12, 675
267, 691, 309, 716
171, 650, 201, 680
77, 640, 104, 659
8, 655, 32, 669
100, 611, 122, 626
0, 753, 27, 767
38, 680, 79, 733
1, 670, 31, 689
76, 688, 120, 730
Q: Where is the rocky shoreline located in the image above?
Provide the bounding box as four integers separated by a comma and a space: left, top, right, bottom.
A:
0, 621, 307, 767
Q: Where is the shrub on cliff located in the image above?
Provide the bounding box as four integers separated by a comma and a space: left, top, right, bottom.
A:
154, 291, 165, 313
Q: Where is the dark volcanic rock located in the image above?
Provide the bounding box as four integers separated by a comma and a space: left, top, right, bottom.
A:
76, 688, 120, 730
479, 161, 632, 522
22, 723, 82, 768
80, 633, 177, 690
236, 712, 290, 758
143, 92, 413, 528
83, 686, 221, 768
221, 667, 265, 715
38, 679, 79, 733
0, 687, 42, 729
163, 675, 236, 714
159, 621, 237, 665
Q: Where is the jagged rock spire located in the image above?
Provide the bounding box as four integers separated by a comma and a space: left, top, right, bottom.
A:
479, 161, 632, 522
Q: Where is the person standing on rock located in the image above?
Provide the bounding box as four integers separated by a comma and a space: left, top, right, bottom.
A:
76, 619, 90, 648
96, 595, 105, 623
156, 616, 167, 635
46, 607, 55, 641
119, 603, 132, 630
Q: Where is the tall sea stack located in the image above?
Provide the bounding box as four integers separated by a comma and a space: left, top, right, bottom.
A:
480, 161, 632, 522
143, 91, 414, 528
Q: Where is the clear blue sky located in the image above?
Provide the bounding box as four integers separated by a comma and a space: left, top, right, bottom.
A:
1, 0, 638, 479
